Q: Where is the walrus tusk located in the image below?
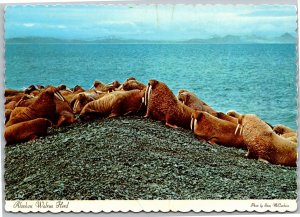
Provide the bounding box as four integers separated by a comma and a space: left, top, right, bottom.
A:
147, 85, 152, 106
234, 124, 240, 135
73, 100, 79, 113
194, 119, 197, 131
240, 125, 244, 136
142, 97, 145, 104
190, 117, 194, 131
182, 100, 185, 105
144, 84, 149, 106
54, 91, 65, 101
66, 87, 73, 93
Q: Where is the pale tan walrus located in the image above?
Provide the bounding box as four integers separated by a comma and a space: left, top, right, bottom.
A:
79, 89, 145, 121
238, 114, 297, 167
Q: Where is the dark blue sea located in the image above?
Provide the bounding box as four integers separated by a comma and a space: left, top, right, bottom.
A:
5, 43, 297, 129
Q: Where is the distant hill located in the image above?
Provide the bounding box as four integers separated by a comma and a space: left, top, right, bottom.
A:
6, 33, 296, 44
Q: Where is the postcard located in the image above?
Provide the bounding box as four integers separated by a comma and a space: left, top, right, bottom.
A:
2, 2, 298, 213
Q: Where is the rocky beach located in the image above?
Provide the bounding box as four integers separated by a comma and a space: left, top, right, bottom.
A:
5, 116, 297, 200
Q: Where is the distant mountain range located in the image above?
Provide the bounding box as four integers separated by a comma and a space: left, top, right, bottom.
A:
6, 33, 296, 44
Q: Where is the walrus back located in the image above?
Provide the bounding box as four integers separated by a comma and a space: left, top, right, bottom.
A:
5, 118, 51, 145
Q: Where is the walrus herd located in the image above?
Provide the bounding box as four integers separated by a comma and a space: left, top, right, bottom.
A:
4, 78, 298, 167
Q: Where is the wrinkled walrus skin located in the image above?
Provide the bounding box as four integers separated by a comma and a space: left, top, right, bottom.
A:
178, 89, 217, 116
191, 111, 245, 148
5, 118, 52, 145
144, 80, 195, 129
5, 88, 59, 127
79, 89, 145, 120
239, 114, 297, 167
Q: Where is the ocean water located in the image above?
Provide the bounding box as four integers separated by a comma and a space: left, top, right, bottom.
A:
5, 43, 297, 129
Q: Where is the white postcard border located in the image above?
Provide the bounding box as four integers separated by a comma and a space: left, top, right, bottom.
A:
5, 200, 297, 213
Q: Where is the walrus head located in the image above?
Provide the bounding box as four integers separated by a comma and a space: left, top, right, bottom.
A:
123, 79, 146, 91
37, 85, 45, 90
190, 111, 203, 132
71, 85, 85, 93
110, 80, 121, 88
24, 85, 37, 94
92, 80, 103, 90
126, 77, 136, 81
57, 84, 72, 93
72, 93, 94, 114
177, 90, 190, 105
44, 87, 65, 102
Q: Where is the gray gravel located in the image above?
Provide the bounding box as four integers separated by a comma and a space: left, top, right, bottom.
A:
5, 116, 297, 200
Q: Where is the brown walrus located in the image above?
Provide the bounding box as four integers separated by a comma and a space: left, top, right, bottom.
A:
71, 90, 107, 114
71, 85, 85, 93
79, 89, 145, 121
5, 87, 62, 127
14, 95, 36, 107
177, 89, 217, 116
191, 111, 245, 148
5, 93, 29, 104
227, 110, 242, 119
54, 95, 76, 127
216, 112, 239, 124
92, 80, 116, 92
144, 80, 195, 129
273, 124, 295, 135
5, 88, 23, 97
238, 114, 297, 167
5, 109, 12, 124
121, 78, 146, 91
5, 101, 17, 110
5, 118, 52, 145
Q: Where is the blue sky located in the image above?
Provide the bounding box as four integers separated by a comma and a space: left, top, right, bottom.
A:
5, 5, 297, 40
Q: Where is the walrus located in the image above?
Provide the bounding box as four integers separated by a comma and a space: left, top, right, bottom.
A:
14, 95, 36, 107
177, 89, 217, 116
71, 85, 85, 93
216, 112, 239, 124
54, 95, 76, 127
5, 93, 29, 104
79, 89, 145, 121
5, 118, 52, 145
24, 85, 37, 94
5, 109, 12, 124
71, 90, 107, 114
5, 101, 17, 110
227, 110, 242, 119
5, 87, 63, 127
5, 88, 23, 97
92, 80, 116, 92
280, 132, 298, 143
191, 111, 245, 148
144, 80, 195, 129
121, 79, 146, 91
109, 80, 121, 89
238, 114, 297, 167
57, 84, 74, 96
273, 124, 295, 135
